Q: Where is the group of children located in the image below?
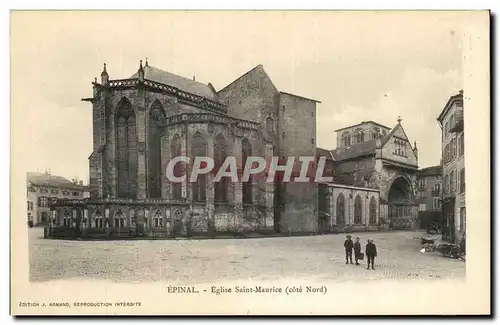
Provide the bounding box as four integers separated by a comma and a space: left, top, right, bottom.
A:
343, 235, 378, 270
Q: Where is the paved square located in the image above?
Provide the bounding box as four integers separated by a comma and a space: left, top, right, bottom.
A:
29, 228, 465, 283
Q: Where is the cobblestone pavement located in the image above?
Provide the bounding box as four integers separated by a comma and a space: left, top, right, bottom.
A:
29, 228, 465, 283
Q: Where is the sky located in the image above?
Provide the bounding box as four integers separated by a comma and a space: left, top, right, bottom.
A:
11, 11, 464, 184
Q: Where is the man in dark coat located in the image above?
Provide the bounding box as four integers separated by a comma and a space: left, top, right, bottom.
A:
344, 235, 354, 264
354, 237, 362, 265
366, 239, 377, 270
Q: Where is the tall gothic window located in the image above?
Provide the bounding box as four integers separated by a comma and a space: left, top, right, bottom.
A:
336, 193, 345, 225
191, 132, 207, 202
242, 137, 252, 204
171, 134, 182, 200
148, 100, 166, 198
354, 195, 363, 224
369, 196, 377, 224
116, 97, 138, 199
214, 133, 228, 203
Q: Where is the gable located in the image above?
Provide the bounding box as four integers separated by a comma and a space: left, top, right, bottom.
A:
392, 125, 409, 141
381, 124, 418, 166
217, 65, 280, 123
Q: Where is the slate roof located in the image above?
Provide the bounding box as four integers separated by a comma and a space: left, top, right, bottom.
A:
316, 147, 334, 160
27, 172, 85, 190
130, 65, 217, 100
418, 165, 442, 177
331, 139, 378, 161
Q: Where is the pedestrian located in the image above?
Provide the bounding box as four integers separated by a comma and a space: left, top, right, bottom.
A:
344, 235, 354, 264
366, 239, 377, 270
354, 237, 362, 265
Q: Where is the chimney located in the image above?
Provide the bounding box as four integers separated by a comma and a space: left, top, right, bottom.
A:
101, 63, 109, 85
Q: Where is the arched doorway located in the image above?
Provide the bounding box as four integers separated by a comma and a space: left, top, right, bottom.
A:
387, 176, 414, 229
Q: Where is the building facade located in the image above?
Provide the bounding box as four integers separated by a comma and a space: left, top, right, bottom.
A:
437, 90, 465, 243
316, 147, 382, 233
329, 119, 419, 230
27, 172, 89, 226
49, 61, 320, 238
416, 165, 442, 229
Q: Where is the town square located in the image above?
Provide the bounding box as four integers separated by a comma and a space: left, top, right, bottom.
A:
29, 227, 464, 284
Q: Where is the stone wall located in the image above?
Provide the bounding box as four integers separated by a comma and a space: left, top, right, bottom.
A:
278, 93, 318, 233
328, 184, 380, 232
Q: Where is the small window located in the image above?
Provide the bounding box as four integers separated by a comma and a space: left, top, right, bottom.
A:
282, 132, 285, 139
72, 191, 79, 196
51, 189, 59, 194
311, 138, 314, 144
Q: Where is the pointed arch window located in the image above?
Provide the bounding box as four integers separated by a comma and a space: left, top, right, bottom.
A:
94, 210, 103, 228
336, 193, 345, 225
191, 132, 207, 202
355, 129, 365, 143
354, 195, 363, 224
214, 133, 228, 203
148, 100, 166, 198
153, 209, 163, 228
114, 210, 125, 228
369, 196, 377, 224
242, 137, 252, 204
393, 139, 406, 157
342, 132, 352, 147
171, 134, 182, 200
129, 209, 136, 226
116, 97, 138, 199
265, 117, 274, 134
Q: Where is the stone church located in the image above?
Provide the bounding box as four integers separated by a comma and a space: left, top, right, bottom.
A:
317, 120, 419, 232
49, 60, 320, 238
